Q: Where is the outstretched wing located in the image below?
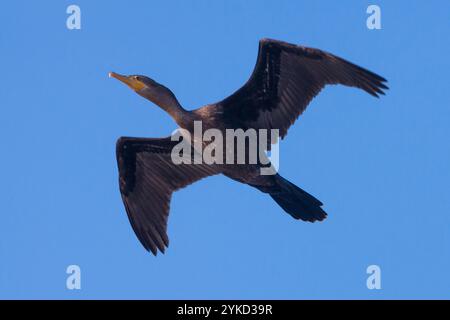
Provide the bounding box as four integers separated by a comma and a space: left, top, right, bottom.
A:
116, 136, 221, 255
216, 38, 388, 138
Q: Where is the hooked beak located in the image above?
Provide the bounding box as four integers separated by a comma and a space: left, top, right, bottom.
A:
109, 72, 145, 91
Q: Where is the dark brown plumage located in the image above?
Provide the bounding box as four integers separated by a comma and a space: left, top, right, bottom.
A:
112, 38, 388, 255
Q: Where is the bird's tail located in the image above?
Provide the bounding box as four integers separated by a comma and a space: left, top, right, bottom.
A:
268, 175, 327, 222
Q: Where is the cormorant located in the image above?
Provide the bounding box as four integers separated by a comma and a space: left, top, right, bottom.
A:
110, 39, 388, 255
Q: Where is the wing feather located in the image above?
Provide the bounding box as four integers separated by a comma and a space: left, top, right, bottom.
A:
216, 38, 388, 138
116, 137, 221, 255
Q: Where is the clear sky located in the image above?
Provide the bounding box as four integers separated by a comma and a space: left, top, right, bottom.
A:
1, 1, 449, 299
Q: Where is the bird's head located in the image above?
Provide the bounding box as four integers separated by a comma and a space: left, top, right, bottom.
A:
109, 71, 178, 109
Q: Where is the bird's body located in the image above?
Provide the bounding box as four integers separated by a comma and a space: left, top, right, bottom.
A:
111, 39, 388, 255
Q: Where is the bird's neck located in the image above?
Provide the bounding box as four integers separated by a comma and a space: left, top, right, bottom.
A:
151, 94, 191, 128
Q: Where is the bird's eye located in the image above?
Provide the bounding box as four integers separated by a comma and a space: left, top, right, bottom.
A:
134, 76, 140, 81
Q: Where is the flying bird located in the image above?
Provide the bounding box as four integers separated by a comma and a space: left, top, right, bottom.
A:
111, 39, 388, 255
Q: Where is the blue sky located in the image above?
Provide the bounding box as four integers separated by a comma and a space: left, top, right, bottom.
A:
1, 1, 449, 299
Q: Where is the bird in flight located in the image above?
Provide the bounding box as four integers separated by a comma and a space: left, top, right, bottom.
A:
110, 38, 388, 255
